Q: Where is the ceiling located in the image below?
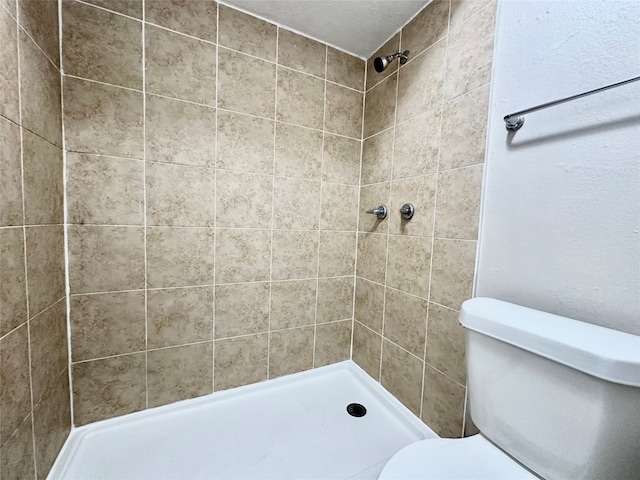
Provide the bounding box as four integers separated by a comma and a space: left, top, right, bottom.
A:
219, 0, 430, 59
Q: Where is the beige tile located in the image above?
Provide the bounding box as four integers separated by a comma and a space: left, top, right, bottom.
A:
317, 277, 354, 323
218, 47, 276, 118
68, 226, 144, 294
19, 31, 61, 147
381, 340, 423, 415
325, 83, 363, 139
389, 174, 437, 237
25, 226, 65, 316
215, 229, 271, 284
0, 228, 27, 336
322, 134, 361, 185
354, 278, 384, 333
361, 128, 393, 185
217, 111, 274, 174
352, 321, 381, 380
62, 1, 142, 89
84, 0, 142, 18
275, 123, 323, 180
318, 231, 356, 277
64, 77, 143, 158
214, 282, 269, 338
422, 364, 465, 437
366, 33, 399, 91
358, 182, 390, 233
146, 95, 216, 167
445, 3, 496, 101
393, 108, 441, 179
214, 333, 267, 391
327, 47, 364, 91
145, 25, 216, 105
66, 153, 144, 225
315, 320, 352, 367
28, 299, 67, 405
386, 235, 432, 298
32, 370, 70, 479
320, 183, 358, 232
273, 177, 321, 230
0, 7, 19, 123
218, 5, 277, 61
70, 291, 145, 361
145, 0, 217, 42
270, 279, 316, 330
271, 230, 318, 280
146, 227, 214, 288
278, 29, 326, 78
277, 67, 324, 129
356, 233, 387, 284
22, 131, 63, 225
430, 238, 476, 310
148, 342, 213, 408
450, 0, 492, 29
0, 414, 35, 480
363, 73, 397, 138
269, 326, 314, 378
440, 85, 490, 170
426, 303, 466, 384
146, 162, 215, 227
0, 324, 31, 443
397, 40, 446, 124
216, 170, 272, 229
0, 117, 22, 226
435, 164, 483, 240
384, 288, 427, 357
18, 0, 58, 66
401, 0, 449, 56
72, 353, 146, 425
147, 287, 213, 349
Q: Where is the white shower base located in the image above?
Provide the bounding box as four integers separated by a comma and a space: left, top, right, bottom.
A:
49, 361, 436, 480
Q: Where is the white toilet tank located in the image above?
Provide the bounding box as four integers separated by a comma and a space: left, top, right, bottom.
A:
460, 298, 640, 480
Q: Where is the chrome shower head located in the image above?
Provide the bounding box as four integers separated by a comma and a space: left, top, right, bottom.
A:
373, 50, 410, 73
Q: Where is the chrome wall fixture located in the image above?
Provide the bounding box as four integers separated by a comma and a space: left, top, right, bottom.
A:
373, 51, 410, 73
400, 204, 414, 220
366, 205, 387, 220
503, 75, 640, 131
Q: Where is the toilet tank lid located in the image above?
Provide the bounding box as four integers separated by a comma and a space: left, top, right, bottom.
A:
459, 298, 640, 387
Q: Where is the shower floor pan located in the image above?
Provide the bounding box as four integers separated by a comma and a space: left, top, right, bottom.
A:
49, 360, 436, 480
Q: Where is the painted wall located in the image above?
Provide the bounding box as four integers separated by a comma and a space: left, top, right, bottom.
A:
477, 1, 640, 335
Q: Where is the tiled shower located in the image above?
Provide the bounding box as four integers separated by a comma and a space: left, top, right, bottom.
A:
0, 0, 495, 477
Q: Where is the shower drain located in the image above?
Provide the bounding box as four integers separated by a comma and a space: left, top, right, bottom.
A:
346, 403, 367, 417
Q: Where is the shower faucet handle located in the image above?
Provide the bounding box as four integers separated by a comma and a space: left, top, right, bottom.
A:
366, 205, 387, 220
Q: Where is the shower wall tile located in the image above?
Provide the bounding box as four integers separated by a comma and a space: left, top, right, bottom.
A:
214, 282, 270, 338
70, 291, 146, 361
429, 238, 476, 310
269, 279, 317, 330
316, 276, 354, 323
361, 128, 393, 185
66, 153, 144, 226
0, 324, 31, 444
72, 353, 146, 425
421, 365, 465, 437
400, 0, 450, 57
278, 28, 326, 78
147, 342, 213, 408
366, 33, 399, 90
386, 235, 431, 299
218, 5, 277, 62
18, 0, 59, 67
319, 183, 358, 232
325, 83, 363, 139
145, 25, 216, 105
392, 109, 441, 179
268, 326, 314, 378
449, 0, 492, 29
216, 111, 274, 174
145, 0, 217, 42
0, 228, 27, 336
358, 182, 390, 233
218, 48, 276, 118
147, 287, 213, 349
381, 340, 423, 415
434, 164, 483, 240
276, 67, 325, 129
68, 225, 145, 294
327, 47, 365, 91
145, 95, 216, 168
383, 288, 427, 357
1, 414, 35, 480
315, 320, 352, 367
215, 229, 271, 284
62, 1, 142, 89
363, 73, 397, 138
356, 233, 387, 284
216, 170, 272, 229
352, 321, 381, 381
85, 0, 142, 18
426, 303, 466, 385
25, 226, 65, 316
354, 278, 384, 334
0, 117, 23, 226
0, 7, 19, 123
322, 134, 361, 185
318, 231, 356, 277
271, 230, 319, 281
146, 227, 214, 288
64, 77, 143, 158
275, 122, 323, 180
389, 174, 437, 237
273, 177, 321, 230
214, 334, 268, 391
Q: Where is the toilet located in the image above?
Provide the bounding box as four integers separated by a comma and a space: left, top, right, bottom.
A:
379, 298, 640, 480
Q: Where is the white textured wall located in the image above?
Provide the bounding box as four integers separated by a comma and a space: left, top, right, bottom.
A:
476, 0, 640, 335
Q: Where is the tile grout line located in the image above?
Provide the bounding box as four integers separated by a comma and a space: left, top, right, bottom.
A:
141, 0, 149, 410
212, 2, 220, 394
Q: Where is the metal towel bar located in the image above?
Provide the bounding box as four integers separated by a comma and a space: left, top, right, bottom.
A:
503, 76, 640, 131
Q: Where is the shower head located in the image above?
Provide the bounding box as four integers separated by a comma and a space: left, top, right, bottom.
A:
373, 50, 410, 73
